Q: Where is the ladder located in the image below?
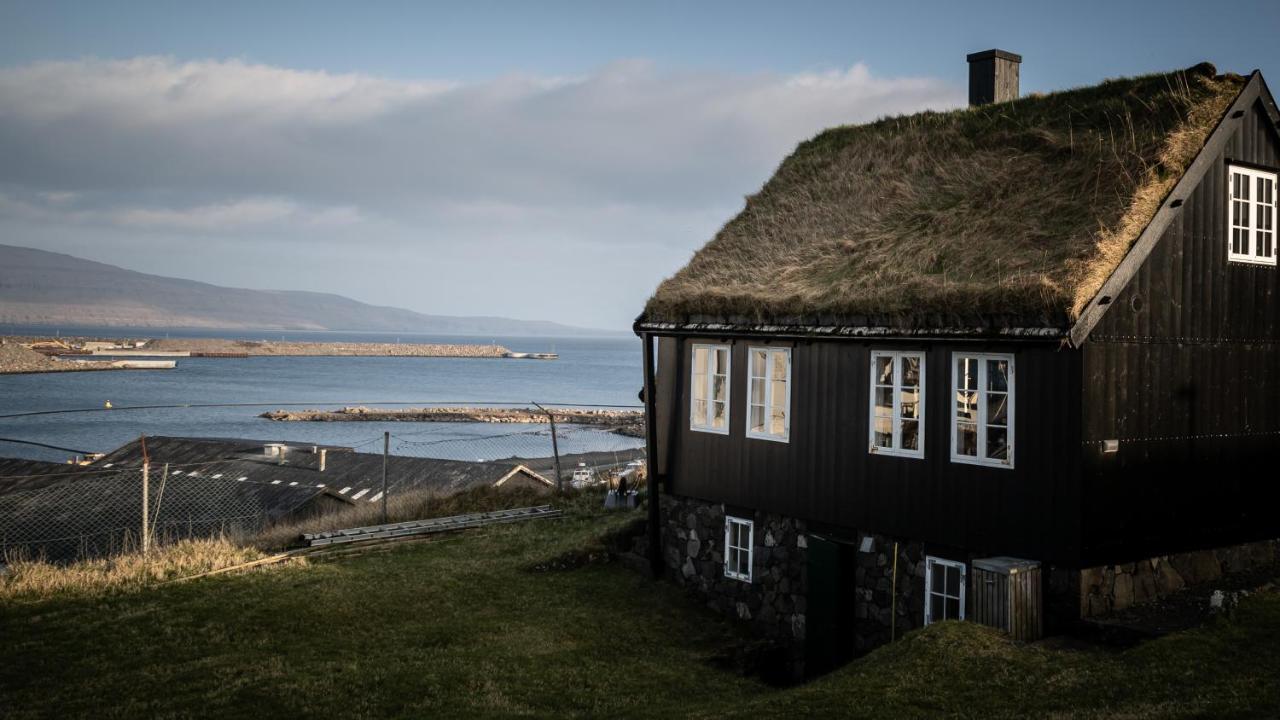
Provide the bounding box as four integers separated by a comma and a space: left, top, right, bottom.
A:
301, 505, 563, 547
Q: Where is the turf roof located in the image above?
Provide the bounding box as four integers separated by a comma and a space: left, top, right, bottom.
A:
642, 63, 1245, 330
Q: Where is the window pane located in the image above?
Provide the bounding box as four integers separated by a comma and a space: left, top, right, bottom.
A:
694, 347, 708, 375
986, 359, 1008, 392
750, 405, 765, 433
770, 377, 787, 410
987, 392, 1007, 426
771, 350, 788, 380
945, 597, 961, 620
902, 356, 920, 387
692, 399, 707, 426
945, 566, 960, 596
901, 420, 919, 451
956, 422, 977, 456
930, 594, 944, 624
873, 416, 893, 448
930, 562, 945, 593
955, 391, 977, 422
711, 401, 726, 429
713, 348, 728, 374
875, 356, 893, 385
770, 406, 786, 436
751, 350, 765, 378
1241, 173, 1251, 200
900, 387, 919, 419
956, 357, 978, 391
750, 377, 765, 405
987, 427, 1009, 460
874, 387, 893, 417
712, 374, 727, 403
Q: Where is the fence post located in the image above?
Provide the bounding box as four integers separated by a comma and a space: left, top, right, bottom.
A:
381, 432, 389, 525
532, 402, 563, 493
140, 434, 150, 556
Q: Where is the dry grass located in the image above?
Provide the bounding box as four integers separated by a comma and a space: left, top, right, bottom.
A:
644, 64, 1244, 327
0, 537, 264, 602
251, 484, 555, 550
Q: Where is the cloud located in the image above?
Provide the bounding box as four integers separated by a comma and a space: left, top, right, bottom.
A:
0, 56, 961, 326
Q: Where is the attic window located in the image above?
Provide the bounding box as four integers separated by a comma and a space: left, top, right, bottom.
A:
869, 351, 925, 458
1228, 165, 1277, 266
951, 353, 1014, 469
690, 344, 730, 434
746, 347, 790, 442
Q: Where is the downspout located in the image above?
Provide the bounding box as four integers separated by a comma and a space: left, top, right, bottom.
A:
641, 332, 664, 578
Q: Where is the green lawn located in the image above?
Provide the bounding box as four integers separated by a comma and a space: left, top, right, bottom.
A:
3, 500, 1279, 719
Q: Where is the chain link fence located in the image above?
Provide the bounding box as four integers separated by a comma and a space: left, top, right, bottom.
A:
0, 402, 647, 565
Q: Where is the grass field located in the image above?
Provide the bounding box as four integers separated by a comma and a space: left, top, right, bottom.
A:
2, 495, 1278, 719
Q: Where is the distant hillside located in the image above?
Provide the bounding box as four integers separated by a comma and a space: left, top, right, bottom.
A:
0, 245, 616, 336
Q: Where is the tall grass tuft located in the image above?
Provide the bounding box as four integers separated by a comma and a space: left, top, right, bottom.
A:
0, 537, 265, 602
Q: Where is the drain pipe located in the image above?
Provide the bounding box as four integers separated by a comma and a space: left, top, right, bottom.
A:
641, 332, 663, 578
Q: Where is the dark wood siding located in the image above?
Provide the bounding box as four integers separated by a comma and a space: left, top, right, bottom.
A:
660, 336, 1083, 566
1082, 99, 1280, 565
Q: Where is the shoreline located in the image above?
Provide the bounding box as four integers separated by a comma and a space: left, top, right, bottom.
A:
2, 335, 523, 360
261, 406, 646, 437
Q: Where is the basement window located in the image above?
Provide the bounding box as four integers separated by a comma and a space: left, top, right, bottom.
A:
690, 344, 730, 434
1228, 165, 1277, 266
869, 351, 925, 458
746, 347, 790, 442
951, 353, 1014, 468
724, 515, 754, 582
924, 556, 966, 625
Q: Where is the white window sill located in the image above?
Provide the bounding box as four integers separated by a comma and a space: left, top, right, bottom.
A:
1227, 255, 1277, 267
870, 446, 924, 460
950, 453, 1015, 470
724, 571, 752, 583
745, 432, 789, 444
690, 424, 730, 435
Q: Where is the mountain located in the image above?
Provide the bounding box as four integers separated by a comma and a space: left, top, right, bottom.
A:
0, 245, 618, 336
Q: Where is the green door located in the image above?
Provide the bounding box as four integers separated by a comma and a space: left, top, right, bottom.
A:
804, 533, 857, 675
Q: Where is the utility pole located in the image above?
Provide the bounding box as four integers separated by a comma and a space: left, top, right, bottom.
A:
381, 432, 390, 524
532, 402, 563, 493
140, 434, 150, 556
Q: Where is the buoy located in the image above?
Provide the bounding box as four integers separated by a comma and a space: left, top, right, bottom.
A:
104, 400, 113, 409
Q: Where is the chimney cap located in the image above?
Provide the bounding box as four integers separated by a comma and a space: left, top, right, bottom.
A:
967, 49, 1022, 64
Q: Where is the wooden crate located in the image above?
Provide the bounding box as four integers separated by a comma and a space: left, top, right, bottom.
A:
971, 557, 1043, 642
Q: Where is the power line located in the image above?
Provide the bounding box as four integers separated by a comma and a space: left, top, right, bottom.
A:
0, 437, 96, 454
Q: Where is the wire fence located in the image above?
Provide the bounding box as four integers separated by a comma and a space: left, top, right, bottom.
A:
0, 401, 648, 565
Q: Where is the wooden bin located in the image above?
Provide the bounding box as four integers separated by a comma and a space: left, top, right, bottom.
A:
971, 557, 1042, 642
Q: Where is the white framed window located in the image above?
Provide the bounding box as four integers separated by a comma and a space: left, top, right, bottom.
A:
924, 556, 966, 625
724, 515, 754, 582
869, 351, 925, 458
746, 347, 790, 441
690, 344, 731, 434
951, 353, 1014, 468
1228, 164, 1277, 266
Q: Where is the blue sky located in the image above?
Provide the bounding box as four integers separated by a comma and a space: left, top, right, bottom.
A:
2, 1, 1277, 329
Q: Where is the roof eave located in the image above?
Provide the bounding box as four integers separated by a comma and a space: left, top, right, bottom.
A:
634, 319, 1067, 342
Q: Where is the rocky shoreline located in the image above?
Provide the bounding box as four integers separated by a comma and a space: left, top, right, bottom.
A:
0, 342, 116, 374
144, 338, 512, 358
261, 406, 646, 437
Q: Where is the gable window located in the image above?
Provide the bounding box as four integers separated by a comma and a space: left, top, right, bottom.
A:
951, 353, 1014, 468
924, 556, 966, 625
746, 347, 790, 441
869, 351, 925, 458
690, 344, 730, 433
723, 515, 754, 582
1228, 164, 1277, 266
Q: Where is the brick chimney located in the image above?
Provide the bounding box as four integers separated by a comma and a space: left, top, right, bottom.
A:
967, 49, 1021, 106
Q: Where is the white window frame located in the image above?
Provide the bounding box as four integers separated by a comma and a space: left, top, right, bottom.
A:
723, 515, 754, 582
923, 556, 966, 626
1227, 164, 1277, 266
689, 343, 731, 434
868, 350, 926, 459
950, 352, 1015, 469
745, 346, 791, 442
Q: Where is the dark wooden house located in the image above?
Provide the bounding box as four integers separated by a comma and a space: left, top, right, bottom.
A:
635, 52, 1280, 673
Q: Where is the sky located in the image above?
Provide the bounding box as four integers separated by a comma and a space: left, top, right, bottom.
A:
1, 1, 1278, 331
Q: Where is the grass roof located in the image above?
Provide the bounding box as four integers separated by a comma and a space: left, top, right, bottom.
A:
643, 64, 1245, 329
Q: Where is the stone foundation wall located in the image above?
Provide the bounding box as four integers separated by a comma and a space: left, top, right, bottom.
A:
659, 494, 808, 647
1079, 539, 1280, 616
850, 532, 926, 653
